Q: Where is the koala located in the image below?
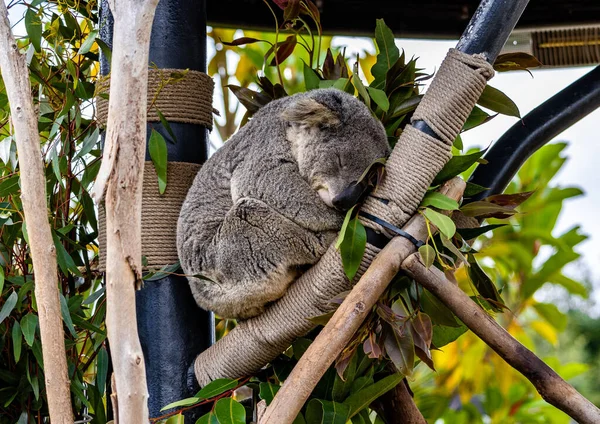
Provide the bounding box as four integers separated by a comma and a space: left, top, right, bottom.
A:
177, 88, 390, 319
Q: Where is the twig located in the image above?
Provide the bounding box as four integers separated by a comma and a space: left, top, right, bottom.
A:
260, 177, 466, 424
92, 0, 160, 421
0, 4, 74, 423
402, 253, 600, 424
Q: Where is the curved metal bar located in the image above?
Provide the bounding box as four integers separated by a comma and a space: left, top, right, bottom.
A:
468, 65, 600, 201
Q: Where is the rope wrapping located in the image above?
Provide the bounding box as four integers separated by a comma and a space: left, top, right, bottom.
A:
99, 161, 200, 270
192, 48, 495, 385
96, 68, 215, 130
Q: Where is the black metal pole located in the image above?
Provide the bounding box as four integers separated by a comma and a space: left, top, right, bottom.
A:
99, 0, 213, 420
412, 0, 530, 138
467, 65, 600, 201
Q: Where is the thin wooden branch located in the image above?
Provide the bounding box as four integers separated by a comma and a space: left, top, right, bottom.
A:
93, 0, 160, 422
260, 177, 466, 424
402, 253, 600, 424
0, 4, 74, 424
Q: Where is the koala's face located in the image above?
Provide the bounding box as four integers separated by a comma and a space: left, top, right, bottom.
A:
283, 89, 390, 211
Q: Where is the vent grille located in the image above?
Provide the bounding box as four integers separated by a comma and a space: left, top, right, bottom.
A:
500, 26, 600, 68
533, 27, 600, 67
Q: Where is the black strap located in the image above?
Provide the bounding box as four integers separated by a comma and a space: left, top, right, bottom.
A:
360, 211, 425, 248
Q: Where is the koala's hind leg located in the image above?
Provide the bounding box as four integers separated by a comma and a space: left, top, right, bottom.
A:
200, 197, 334, 319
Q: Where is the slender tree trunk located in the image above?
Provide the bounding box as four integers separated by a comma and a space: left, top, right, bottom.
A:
0, 4, 74, 423
93, 0, 160, 421
260, 178, 466, 424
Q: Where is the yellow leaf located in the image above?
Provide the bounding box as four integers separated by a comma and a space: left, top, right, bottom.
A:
530, 320, 558, 345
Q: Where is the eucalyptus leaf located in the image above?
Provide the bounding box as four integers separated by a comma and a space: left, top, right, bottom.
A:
25, 9, 42, 53
149, 129, 168, 194
366, 87, 389, 112
20, 313, 38, 347
477, 85, 520, 118
420, 192, 459, 211
339, 216, 367, 280
304, 62, 321, 91
433, 149, 486, 185
12, 321, 22, 362
259, 382, 280, 405
195, 411, 219, 424
78, 30, 99, 55
370, 19, 399, 88
0, 291, 17, 325
160, 397, 201, 411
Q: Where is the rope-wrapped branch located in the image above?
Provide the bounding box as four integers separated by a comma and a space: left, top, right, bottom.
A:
193, 49, 495, 384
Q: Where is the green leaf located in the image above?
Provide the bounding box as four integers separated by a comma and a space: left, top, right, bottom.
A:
421, 289, 458, 327
353, 63, 370, 109
0, 291, 17, 325
339, 216, 367, 280
52, 232, 82, 277
165, 414, 185, 424
336, 206, 356, 249
366, 87, 389, 112
421, 192, 459, 211
12, 321, 22, 362
59, 294, 77, 338
457, 224, 505, 240
533, 303, 567, 332
422, 208, 456, 239
549, 274, 588, 298
96, 38, 112, 65
259, 382, 280, 405
343, 373, 403, 418
304, 62, 321, 90
464, 182, 489, 197
432, 323, 468, 348
25, 9, 42, 53
433, 150, 486, 185
160, 397, 201, 411
30, 375, 39, 400
97, 347, 109, 394
214, 398, 246, 424
494, 52, 542, 72
195, 411, 219, 424
20, 313, 38, 347
0, 175, 20, 197
195, 378, 238, 399
157, 109, 178, 143
466, 255, 504, 310
306, 399, 351, 424
0, 266, 5, 294
418, 244, 435, 268
477, 85, 520, 118
370, 19, 400, 88
78, 29, 98, 55
149, 129, 168, 194
462, 106, 492, 132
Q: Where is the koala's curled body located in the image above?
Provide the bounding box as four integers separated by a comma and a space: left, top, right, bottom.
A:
177, 89, 389, 319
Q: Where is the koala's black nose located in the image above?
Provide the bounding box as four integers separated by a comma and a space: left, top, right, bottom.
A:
332, 180, 369, 211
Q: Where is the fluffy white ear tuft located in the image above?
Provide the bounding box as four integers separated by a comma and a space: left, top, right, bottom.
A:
281, 97, 340, 127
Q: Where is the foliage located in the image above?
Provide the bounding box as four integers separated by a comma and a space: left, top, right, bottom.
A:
0, 1, 106, 422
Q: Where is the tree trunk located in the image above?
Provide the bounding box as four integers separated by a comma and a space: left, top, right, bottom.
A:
0, 4, 74, 423
93, 0, 160, 421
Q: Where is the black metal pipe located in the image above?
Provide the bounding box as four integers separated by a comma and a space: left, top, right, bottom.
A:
468, 65, 600, 201
413, 0, 530, 139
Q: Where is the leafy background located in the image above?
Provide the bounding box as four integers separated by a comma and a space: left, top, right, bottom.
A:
0, 0, 599, 423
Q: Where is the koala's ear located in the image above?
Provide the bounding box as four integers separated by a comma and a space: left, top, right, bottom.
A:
281, 97, 340, 127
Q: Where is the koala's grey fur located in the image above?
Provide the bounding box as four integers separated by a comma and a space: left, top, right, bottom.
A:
177, 88, 389, 319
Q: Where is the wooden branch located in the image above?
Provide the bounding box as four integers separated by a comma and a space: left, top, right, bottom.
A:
260, 177, 466, 424
402, 253, 600, 424
0, 5, 74, 424
372, 378, 427, 424
93, 0, 159, 422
